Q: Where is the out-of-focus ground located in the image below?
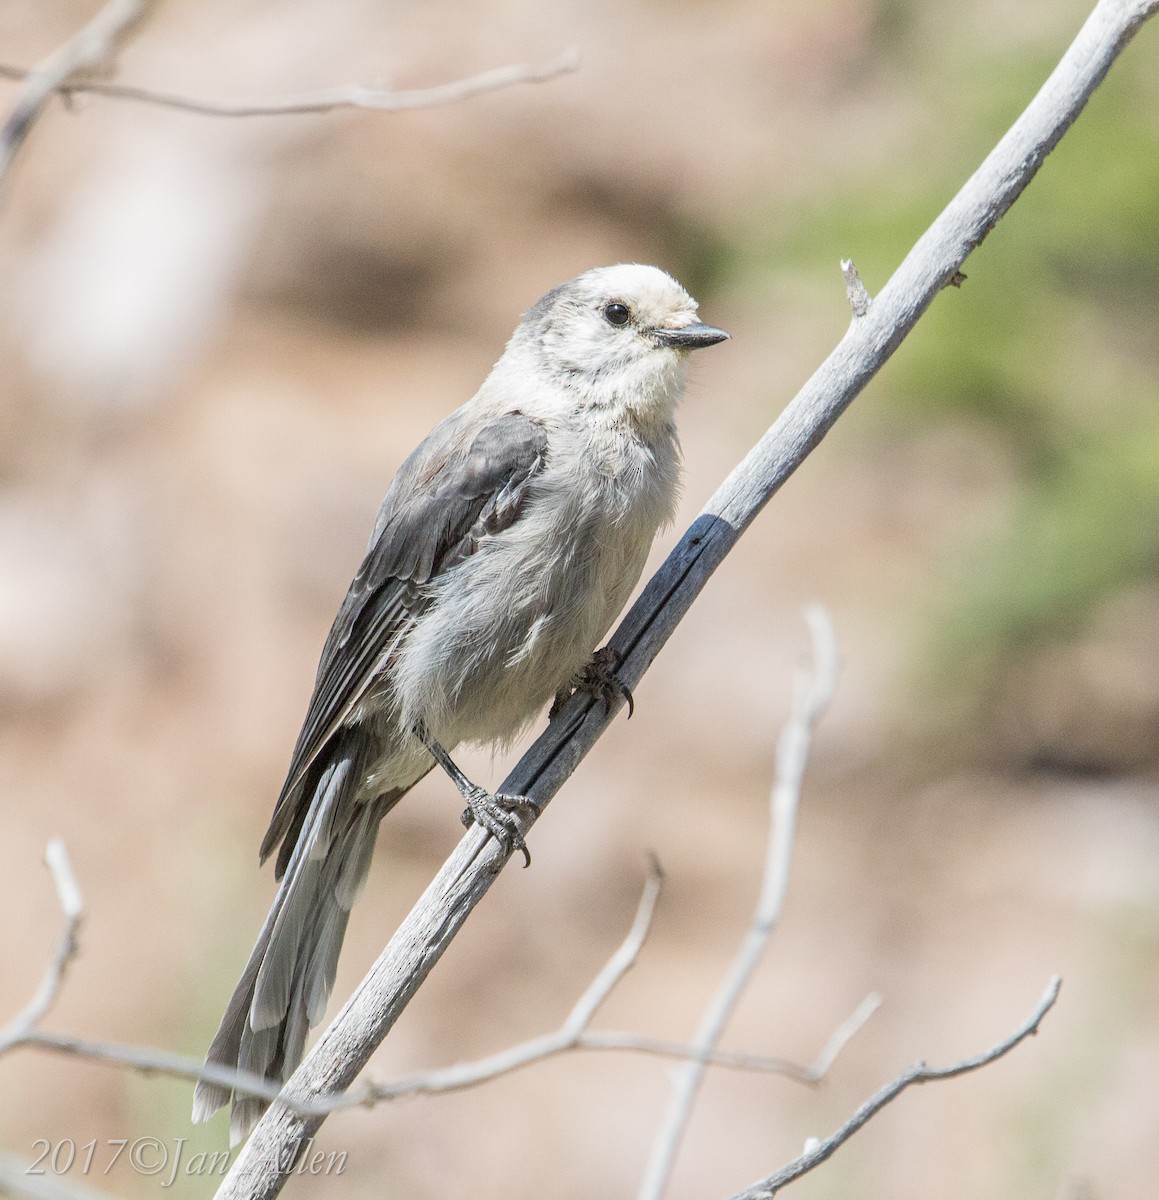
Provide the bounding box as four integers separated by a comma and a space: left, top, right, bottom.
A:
1, 2, 1157, 1198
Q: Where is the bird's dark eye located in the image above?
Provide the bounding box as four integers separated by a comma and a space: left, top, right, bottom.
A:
603, 302, 631, 327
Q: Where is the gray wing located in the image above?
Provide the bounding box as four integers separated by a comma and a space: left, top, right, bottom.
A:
258, 408, 549, 872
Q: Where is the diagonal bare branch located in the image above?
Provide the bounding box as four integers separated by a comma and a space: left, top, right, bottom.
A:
212, 1, 1157, 1193
728, 977, 1063, 1199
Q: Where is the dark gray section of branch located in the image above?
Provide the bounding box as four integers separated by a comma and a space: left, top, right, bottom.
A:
214, 2, 1157, 1195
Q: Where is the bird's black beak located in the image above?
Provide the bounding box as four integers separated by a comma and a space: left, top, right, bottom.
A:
653, 322, 731, 350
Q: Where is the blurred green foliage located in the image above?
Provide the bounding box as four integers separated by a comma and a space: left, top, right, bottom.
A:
723, 8, 1159, 710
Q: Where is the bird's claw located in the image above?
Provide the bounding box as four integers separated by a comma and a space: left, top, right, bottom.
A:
460, 787, 539, 867
550, 645, 634, 721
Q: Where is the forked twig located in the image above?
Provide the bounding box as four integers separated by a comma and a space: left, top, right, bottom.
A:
0, 839, 84, 1050
638, 607, 840, 1200
0, 0, 156, 185
728, 977, 1063, 1199
3, 849, 870, 1119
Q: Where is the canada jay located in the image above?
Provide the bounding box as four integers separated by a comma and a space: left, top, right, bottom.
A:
192, 263, 729, 1141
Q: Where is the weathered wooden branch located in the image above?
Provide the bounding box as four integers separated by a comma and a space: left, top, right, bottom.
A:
214, 1, 1159, 1195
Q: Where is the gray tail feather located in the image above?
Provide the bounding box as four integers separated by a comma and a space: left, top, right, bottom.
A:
192, 743, 406, 1145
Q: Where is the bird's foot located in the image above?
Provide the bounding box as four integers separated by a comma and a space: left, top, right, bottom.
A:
549, 645, 634, 721
460, 787, 540, 868
412, 723, 540, 868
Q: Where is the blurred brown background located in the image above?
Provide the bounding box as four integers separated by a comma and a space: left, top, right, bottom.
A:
2, 1, 1157, 1198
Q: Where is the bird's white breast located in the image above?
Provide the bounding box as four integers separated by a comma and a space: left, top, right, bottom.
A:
391, 410, 680, 751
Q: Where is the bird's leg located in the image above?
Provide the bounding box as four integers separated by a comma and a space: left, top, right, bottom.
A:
412, 723, 539, 867
549, 645, 635, 721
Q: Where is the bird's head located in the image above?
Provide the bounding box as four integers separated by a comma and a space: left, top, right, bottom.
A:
518, 264, 729, 416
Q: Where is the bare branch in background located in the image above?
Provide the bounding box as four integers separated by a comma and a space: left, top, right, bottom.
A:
353, 864, 872, 1106
0, 835, 871, 1200
0, 0, 157, 186
638, 606, 840, 1200
0, 51, 579, 120
3, 847, 870, 1126
802, 992, 885, 1081
0, 840, 84, 1051
0, 845, 118, 1200
728, 977, 1063, 1200
214, 4, 1157, 1195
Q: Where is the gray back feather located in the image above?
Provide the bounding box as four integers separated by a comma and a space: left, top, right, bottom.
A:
259, 408, 548, 875
195, 408, 549, 1142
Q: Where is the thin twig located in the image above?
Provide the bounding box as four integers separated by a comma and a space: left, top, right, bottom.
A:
9, 1010, 870, 1113
564, 855, 663, 1032
354, 989, 871, 1105
0, 840, 84, 1050
7, 1029, 297, 1109
801, 991, 883, 1082
638, 607, 839, 1200
349, 860, 657, 1099
0, 51, 579, 120
0, 845, 116, 1200
11, 1015, 825, 1111
0, 0, 156, 185
215, 4, 1158, 1193
3, 856, 864, 1118
728, 977, 1063, 1199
